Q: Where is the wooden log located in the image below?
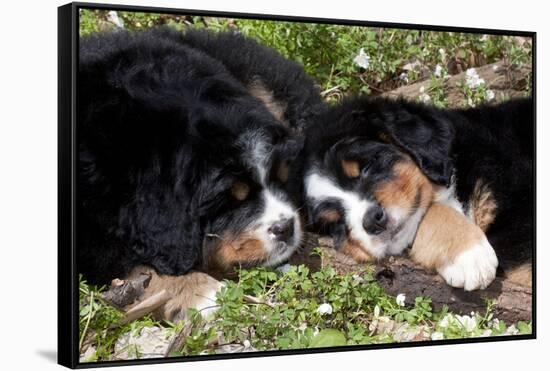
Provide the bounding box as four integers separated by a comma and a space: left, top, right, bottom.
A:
382, 60, 531, 106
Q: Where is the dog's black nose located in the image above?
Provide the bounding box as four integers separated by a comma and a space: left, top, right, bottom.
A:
363, 206, 387, 235
268, 218, 295, 243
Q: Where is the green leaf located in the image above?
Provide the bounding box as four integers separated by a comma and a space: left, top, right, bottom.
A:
309, 329, 347, 348
517, 321, 532, 334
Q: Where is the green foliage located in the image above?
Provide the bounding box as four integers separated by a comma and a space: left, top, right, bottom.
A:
79, 276, 161, 362
310, 329, 347, 348
78, 9, 532, 103
170, 265, 531, 356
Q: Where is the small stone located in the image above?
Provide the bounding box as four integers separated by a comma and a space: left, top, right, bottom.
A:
79, 346, 96, 363
114, 326, 174, 360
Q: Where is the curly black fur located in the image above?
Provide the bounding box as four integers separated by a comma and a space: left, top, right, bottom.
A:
77, 27, 323, 284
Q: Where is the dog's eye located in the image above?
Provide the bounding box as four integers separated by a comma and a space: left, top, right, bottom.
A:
231, 181, 250, 201
277, 160, 290, 183
341, 159, 360, 178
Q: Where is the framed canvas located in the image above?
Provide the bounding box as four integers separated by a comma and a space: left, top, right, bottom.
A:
58, 2, 536, 368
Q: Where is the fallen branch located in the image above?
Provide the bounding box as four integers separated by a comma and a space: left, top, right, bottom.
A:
382, 60, 531, 106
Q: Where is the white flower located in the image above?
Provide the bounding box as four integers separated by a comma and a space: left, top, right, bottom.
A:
438, 314, 454, 328
505, 324, 519, 335
352, 274, 364, 283
485, 89, 495, 101
107, 11, 125, 29
455, 315, 477, 332
431, 331, 444, 340
399, 72, 409, 83
353, 48, 370, 69
470, 312, 475, 316
466, 68, 478, 78
373, 305, 381, 318
465, 68, 486, 89
396, 294, 406, 307
419, 85, 425, 93
313, 327, 319, 336
419, 93, 431, 103
434, 64, 443, 77
317, 303, 333, 315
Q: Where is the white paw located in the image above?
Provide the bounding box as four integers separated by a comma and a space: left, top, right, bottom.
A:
438, 238, 498, 291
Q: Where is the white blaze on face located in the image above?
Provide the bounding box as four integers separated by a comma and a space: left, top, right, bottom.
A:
305, 172, 387, 258
257, 189, 301, 266
239, 132, 301, 266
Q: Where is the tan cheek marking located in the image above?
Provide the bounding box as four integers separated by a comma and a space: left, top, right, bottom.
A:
410, 203, 486, 270
469, 180, 498, 232
318, 209, 342, 223
341, 238, 374, 263
277, 161, 289, 183
211, 233, 268, 270
341, 159, 360, 178
231, 181, 250, 201
376, 160, 434, 211
505, 263, 532, 287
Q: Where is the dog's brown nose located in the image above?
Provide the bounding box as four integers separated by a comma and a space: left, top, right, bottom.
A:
268, 218, 295, 243
363, 206, 387, 235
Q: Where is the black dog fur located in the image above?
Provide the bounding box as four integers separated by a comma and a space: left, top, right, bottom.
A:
303, 96, 533, 271
77, 27, 323, 284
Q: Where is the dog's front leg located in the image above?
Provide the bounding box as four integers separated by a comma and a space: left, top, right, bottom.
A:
410, 203, 498, 291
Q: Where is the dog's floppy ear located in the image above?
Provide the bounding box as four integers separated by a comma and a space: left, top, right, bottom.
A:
376, 108, 454, 186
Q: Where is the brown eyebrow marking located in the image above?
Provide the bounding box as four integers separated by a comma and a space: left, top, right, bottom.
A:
341, 159, 360, 178
318, 209, 342, 223
231, 181, 250, 201
277, 161, 289, 183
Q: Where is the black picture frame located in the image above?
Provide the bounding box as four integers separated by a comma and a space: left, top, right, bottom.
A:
58, 2, 536, 368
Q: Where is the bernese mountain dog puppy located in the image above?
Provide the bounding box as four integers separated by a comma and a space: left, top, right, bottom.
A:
303, 97, 533, 291
78, 27, 323, 319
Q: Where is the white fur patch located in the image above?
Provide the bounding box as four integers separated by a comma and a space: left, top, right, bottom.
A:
257, 189, 301, 266
434, 182, 464, 215
305, 172, 387, 257
386, 207, 425, 255
238, 131, 271, 182
305, 172, 428, 258
437, 237, 498, 291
